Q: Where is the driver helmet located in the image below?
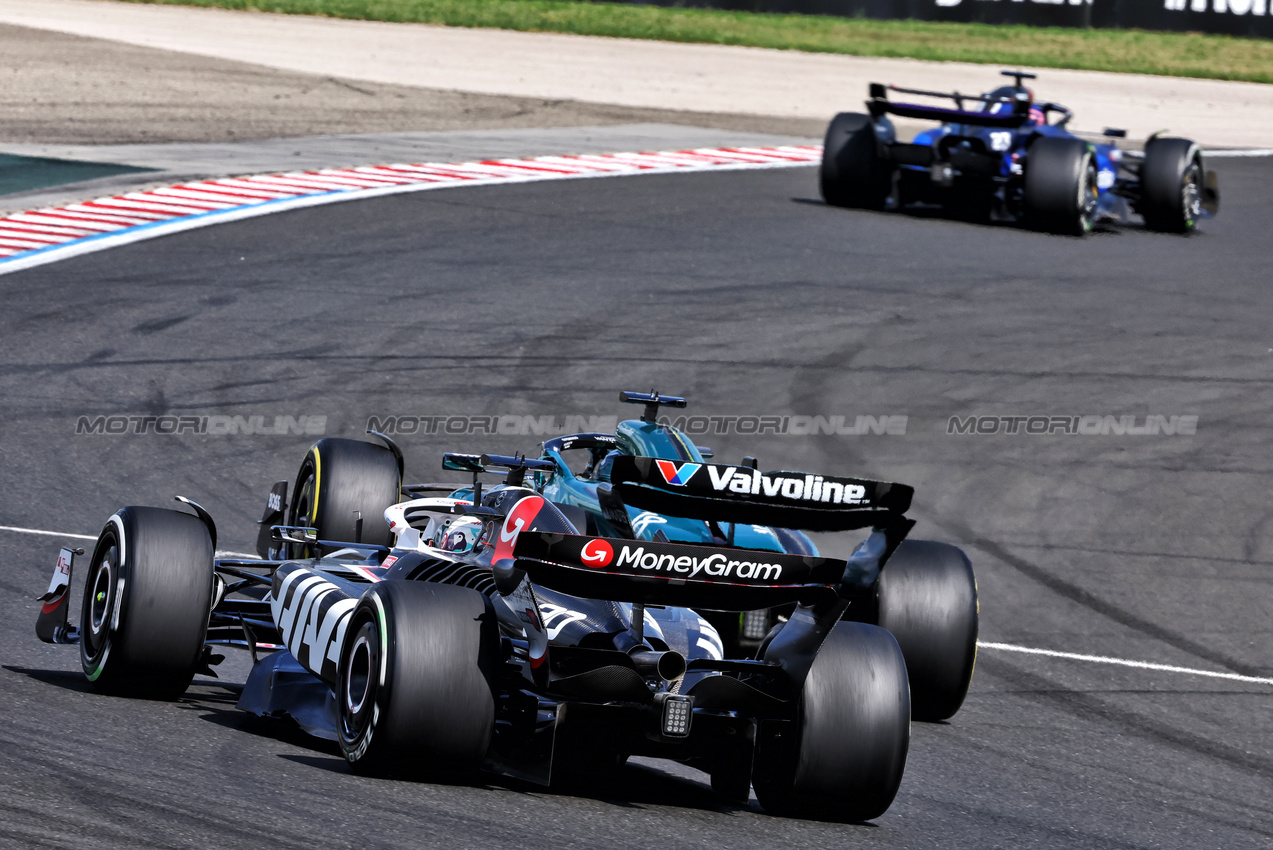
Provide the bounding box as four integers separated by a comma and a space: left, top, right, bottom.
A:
983, 85, 1044, 125
595, 449, 622, 483
439, 516, 484, 554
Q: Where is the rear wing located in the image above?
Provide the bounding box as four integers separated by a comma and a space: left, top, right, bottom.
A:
608, 456, 911, 531
868, 82, 1030, 129
515, 532, 844, 610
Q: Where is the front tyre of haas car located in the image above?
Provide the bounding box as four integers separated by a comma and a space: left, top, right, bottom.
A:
288, 437, 401, 556
874, 540, 979, 722
79, 506, 214, 700
1023, 136, 1098, 236
338, 581, 497, 778
1140, 137, 1209, 234
752, 622, 910, 822
820, 112, 893, 210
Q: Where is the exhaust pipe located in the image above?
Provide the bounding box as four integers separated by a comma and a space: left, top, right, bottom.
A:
629, 648, 686, 681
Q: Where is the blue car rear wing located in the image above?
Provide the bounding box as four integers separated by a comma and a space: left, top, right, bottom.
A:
868, 82, 1030, 129
608, 456, 912, 532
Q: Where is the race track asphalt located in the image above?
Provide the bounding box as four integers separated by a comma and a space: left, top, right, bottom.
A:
1, 156, 1270, 849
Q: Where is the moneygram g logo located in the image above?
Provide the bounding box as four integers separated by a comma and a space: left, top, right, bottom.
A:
494, 495, 544, 562
580, 538, 614, 568
655, 460, 701, 486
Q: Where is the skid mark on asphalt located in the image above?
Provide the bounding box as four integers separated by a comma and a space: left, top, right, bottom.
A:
927, 513, 1272, 680
978, 652, 1273, 799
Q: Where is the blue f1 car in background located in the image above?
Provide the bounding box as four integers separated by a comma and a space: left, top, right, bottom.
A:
821, 70, 1219, 235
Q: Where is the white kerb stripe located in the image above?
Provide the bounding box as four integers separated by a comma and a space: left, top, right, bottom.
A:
0, 145, 820, 276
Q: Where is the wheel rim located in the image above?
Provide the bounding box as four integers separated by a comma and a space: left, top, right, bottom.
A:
88, 547, 116, 636
289, 460, 317, 557
293, 466, 315, 526
345, 634, 373, 715
340, 618, 381, 750
1078, 155, 1098, 232
80, 537, 120, 675
1181, 163, 1202, 228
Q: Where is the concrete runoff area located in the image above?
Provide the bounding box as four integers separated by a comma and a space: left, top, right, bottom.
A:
1, 0, 1271, 149
0, 23, 823, 147
0, 19, 825, 210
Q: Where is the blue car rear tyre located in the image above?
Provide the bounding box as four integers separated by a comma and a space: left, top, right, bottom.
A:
1024, 136, 1097, 236
820, 112, 892, 210
1141, 137, 1203, 234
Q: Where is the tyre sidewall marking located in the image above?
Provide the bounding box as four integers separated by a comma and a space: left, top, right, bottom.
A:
343, 592, 389, 764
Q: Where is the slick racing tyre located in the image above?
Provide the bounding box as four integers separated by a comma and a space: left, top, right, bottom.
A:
1023, 136, 1098, 236
820, 112, 893, 210
338, 582, 497, 778
1140, 137, 1205, 234
752, 622, 910, 821
79, 506, 214, 699
288, 437, 400, 555
875, 540, 979, 722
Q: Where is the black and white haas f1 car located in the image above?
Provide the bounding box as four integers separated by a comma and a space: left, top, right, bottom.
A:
35, 435, 978, 821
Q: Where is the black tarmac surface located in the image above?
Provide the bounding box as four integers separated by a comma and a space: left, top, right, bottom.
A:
1, 158, 1270, 849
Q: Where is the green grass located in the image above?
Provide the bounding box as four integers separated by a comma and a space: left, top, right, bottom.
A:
118, 0, 1273, 84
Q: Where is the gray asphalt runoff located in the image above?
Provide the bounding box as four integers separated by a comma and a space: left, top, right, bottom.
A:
1, 155, 1270, 850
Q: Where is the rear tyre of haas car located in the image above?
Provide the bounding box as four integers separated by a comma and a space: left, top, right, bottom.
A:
876, 540, 978, 722
79, 506, 214, 699
820, 112, 892, 210
1140, 137, 1205, 233
338, 581, 497, 778
1023, 136, 1098, 236
288, 437, 401, 555
752, 622, 910, 821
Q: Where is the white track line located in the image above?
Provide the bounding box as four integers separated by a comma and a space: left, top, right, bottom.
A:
1205, 149, 1273, 157
979, 641, 1273, 686
0, 524, 96, 541
1, 524, 260, 563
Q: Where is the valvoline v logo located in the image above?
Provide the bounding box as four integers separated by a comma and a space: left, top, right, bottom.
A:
655, 460, 701, 486
580, 538, 614, 568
